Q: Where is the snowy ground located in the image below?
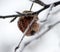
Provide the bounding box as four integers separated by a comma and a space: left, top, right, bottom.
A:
0, 0, 60, 52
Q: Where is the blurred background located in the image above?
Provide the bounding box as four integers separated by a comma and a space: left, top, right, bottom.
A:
0, 0, 60, 52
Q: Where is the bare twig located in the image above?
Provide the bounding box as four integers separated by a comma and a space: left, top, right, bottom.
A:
0, 13, 25, 18
32, 1, 60, 15
30, 2, 34, 11
0, 1, 60, 20
14, 2, 35, 52
30, 0, 47, 6
10, 12, 24, 22
10, 17, 17, 23
14, 15, 37, 52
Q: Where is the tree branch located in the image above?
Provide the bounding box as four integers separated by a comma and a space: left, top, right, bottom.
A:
32, 1, 60, 15
40, 3, 54, 22
16, 2, 60, 51
0, 1, 60, 19
0, 12, 25, 19
14, 16, 37, 52
30, 0, 47, 6
19, 21, 60, 52
30, 0, 60, 7
10, 17, 18, 23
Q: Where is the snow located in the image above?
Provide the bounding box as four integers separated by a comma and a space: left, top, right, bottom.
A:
0, 0, 60, 52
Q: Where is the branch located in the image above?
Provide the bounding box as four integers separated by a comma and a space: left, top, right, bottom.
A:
10, 17, 18, 23
19, 21, 60, 52
17, 2, 60, 51
30, 0, 60, 7
40, 3, 54, 22
10, 12, 25, 23
0, 1, 60, 20
0, 12, 27, 19
0, 12, 30, 22
30, 0, 47, 6
14, 16, 37, 52
32, 1, 60, 15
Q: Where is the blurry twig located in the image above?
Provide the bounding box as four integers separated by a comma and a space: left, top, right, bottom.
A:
32, 1, 60, 15
30, 0, 47, 6
14, 15, 37, 52
0, 1, 60, 22
40, 3, 55, 22
30, 2, 34, 11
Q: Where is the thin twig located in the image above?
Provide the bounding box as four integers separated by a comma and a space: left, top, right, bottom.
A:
30, 2, 34, 11
14, 2, 35, 52
10, 17, 17, 23
30, 0, 47, 6
0, 14, 24, 19
10, 12, 23, 22
14, 15, 37, 52
32, 1, 60, 15
0, 1, 60, 19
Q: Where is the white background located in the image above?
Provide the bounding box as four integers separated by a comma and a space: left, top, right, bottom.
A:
0, 0, 60, 52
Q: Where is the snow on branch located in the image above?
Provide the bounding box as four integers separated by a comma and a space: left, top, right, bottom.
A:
40, 3, 54, 22
0, 0, 60, 52
20, 21, 60, 52
15, 3, 60, 52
